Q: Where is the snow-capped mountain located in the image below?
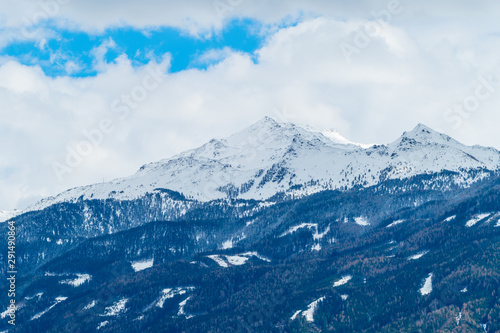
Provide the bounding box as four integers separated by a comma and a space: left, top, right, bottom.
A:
26, 117, 500, 212
4, 118, 500, 333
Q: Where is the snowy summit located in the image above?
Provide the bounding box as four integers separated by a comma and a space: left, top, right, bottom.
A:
25, 118, 500, 212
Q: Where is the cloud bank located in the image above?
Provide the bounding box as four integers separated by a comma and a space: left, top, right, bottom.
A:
1, 1, 500, 209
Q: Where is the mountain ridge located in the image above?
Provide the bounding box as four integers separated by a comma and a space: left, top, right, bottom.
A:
23, 118, 500, 213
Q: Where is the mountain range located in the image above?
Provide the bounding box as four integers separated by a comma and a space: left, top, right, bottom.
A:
1, 118, 500, 333
23, 117, 500, 212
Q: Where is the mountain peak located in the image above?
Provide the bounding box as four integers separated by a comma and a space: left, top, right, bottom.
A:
260, 116, 280, 124
409, 123, 435, 134
402, 123, 434, 136
243, 117, 368, 149
252, 116, 281, 129
397, 123, 451, 145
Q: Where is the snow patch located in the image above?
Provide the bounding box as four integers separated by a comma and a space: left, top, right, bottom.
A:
102, 298, 128, 316
60, 273, 91, 287
221, 239, 234, 249
290, 310, 302, 320
97, 321, 109, 330
407, 250, 429, 261
465, 213, 490, 227
0, 308, 10, 320
83, 300, 97, 310
311, 243, 322, 251
354, 217, 370, 226
240, 251, 271, 262
207, 255, 229, 268
225, 255, 249, 266
25, 292, 43, 301
46, 271, 91, 287
333, 275, 352, 287
0, 303, 24, 320
156, 287, 195, 308
131, 258, 154, 272
291, 297, 326, 322
280, 223, 317, 237
30, 297, 67, 321
302, 297, 325, 322
178, 297, 194, 319
341, 294, 348, 300
386, 219, 405, 228
281, 223, 330, 251
443, 215, 456, 222
207, 252, 270, 267
245, 219, 256, 226
419, 273, 433, 295
313, 226, 330, 240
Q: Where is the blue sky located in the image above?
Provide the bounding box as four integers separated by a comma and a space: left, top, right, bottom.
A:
1, 19, 267, 77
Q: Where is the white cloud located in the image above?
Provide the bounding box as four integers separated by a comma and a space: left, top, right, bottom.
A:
0, 61, 47, 93
0, 0, 499, 37
2, 3, 500, 209
192, 47, 235, 67
90, 38, 118, 71
64, 60, 81, 75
